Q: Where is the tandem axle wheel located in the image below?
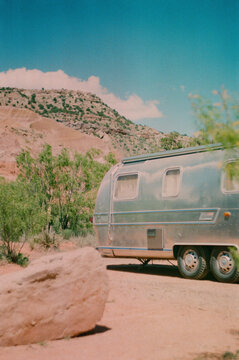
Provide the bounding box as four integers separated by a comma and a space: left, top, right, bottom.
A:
176, 245, 239, 283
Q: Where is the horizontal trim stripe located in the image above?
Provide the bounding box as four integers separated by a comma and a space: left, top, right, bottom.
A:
96, 246, 172, 251
94, 208, 220, 216
95, 221, 217, 226
111, 208, 220, 215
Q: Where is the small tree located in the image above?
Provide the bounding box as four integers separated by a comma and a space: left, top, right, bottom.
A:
190, 88, 239, 267
190, 88, 239, 147
16, 145, 116, 237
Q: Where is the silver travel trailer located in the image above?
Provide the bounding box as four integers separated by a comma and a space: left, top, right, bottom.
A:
94, 144, 239, 283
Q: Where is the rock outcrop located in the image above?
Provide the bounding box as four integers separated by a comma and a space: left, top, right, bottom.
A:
0, 247, 109, 346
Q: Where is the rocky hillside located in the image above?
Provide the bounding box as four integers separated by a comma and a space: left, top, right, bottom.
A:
0, 87, 190, 156
0, 106, 117, 180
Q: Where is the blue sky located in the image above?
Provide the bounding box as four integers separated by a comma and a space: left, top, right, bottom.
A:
0, 0, 238, 135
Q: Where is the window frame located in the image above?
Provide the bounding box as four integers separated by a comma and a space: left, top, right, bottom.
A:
221, 159, 239, 194
113, 172, 140, 201
162, 166, 182, 198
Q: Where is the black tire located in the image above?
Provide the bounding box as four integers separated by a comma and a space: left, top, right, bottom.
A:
210, 247, 239, 283
177, 246, 209, 280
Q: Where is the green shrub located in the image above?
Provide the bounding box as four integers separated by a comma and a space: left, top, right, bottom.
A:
31, 93, 36, 103
17, 90, 28, 99
62, 229, 74, 240
33, 231, 59, 249
16, 145, 116, 238
0, 180, 47, 264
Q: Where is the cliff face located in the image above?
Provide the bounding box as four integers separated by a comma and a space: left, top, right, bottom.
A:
0, 87, 190, 157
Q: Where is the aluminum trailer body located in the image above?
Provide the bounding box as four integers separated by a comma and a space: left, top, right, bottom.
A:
94, 145, 239, 282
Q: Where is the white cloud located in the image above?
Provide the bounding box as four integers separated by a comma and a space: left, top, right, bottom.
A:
0, 68, 162, 121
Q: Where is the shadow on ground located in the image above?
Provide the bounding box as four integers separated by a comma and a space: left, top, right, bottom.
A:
75, 325, 111, 338
107, 263, 216, 281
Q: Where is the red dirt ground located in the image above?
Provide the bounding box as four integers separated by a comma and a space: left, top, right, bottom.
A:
0, 248, 238, 360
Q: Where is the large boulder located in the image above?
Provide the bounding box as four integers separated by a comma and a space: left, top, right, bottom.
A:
0, 247, 109, 346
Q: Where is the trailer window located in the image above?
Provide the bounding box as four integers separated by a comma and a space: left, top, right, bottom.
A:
114, 174, 138, 200
222, 161, 239, 193
163, 168, 181, 197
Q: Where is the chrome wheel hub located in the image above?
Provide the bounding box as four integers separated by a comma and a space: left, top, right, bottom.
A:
184, 250, 199, 271
217, 251, 234, 274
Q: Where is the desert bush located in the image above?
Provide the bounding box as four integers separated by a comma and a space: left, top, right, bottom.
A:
17, 90, 28, 99
31, 93, 36, 103
32, 230, 59, 250
0, 179, 47, 264
62, 229, 74, 240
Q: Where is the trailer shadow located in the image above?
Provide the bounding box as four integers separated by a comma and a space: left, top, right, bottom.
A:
107, 263, 180, 278
106, 263, 216, 281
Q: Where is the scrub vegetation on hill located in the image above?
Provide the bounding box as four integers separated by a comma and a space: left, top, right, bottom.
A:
0, 87, 190, 155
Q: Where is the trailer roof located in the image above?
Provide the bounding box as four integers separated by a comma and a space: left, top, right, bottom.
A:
122, 144, 223, 164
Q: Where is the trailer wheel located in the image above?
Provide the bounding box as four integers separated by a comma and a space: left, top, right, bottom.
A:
177, 246, 209, 280
210, 247, 239, 283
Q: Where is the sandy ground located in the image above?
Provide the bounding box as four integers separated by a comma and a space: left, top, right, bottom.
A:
0, 254, 238, 360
